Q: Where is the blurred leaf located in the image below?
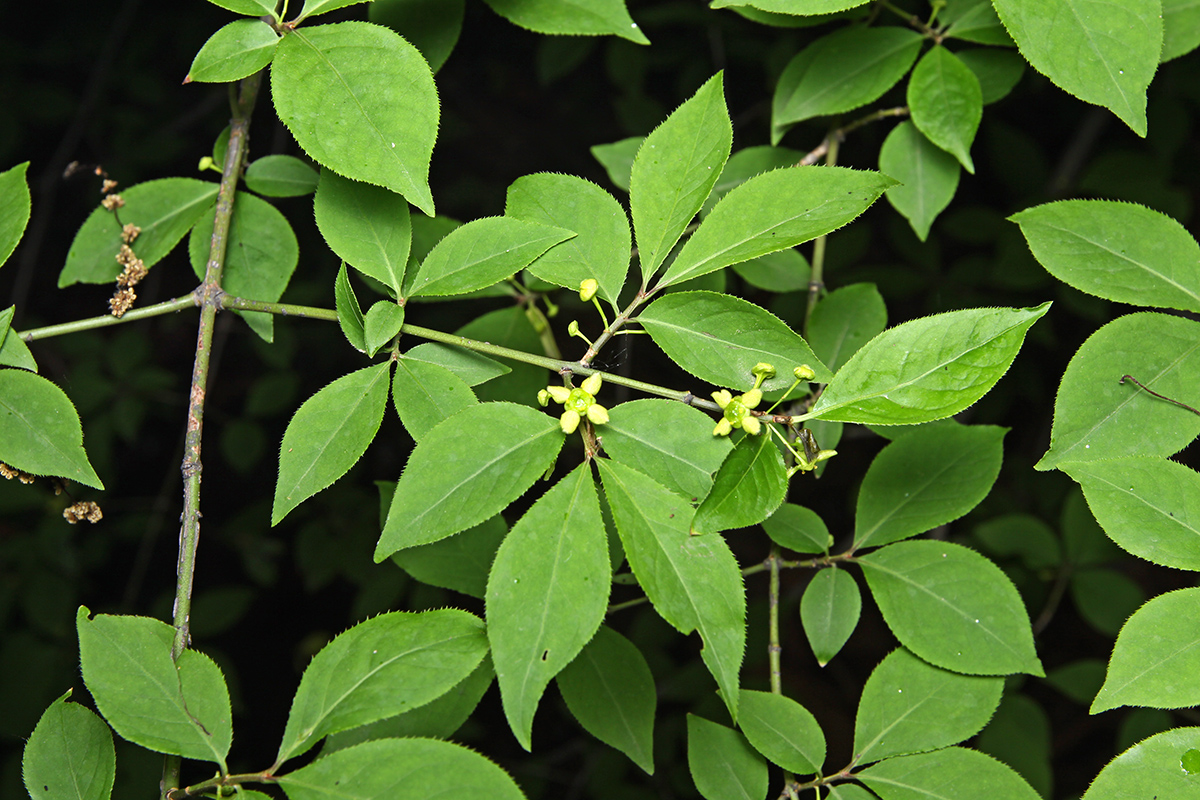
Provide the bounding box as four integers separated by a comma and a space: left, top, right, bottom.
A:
370, 0, 465, 72
243, 154, 317, 197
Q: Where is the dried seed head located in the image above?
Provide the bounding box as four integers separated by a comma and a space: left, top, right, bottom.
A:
121, 223, 141, 244
101, 194, 125, 211
101, 179, 118, 194
109, 286, 136, 317
63, 501, 103, 524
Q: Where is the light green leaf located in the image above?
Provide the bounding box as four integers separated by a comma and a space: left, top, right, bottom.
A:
809, 303, 1050, 425
0, 305, 37, 371
272, 22, 438, 215
404, 342, 510, 386
61, 178, 217, 286
598, 458, 745, 721
1092, 587, 1200, 713
0, 162, 30, 269
990, 0, 1161, 136
703, 145, 804, 214
505, 173, 630, 305
807, 283, 887, 374
334, 263, 366, 352
801, 567, 861, 666
630, 73, 731, 279
772, 26, 922, 140
314, 169, 411, 297
404, 216, 573, 297
737, 689, 825, 774
600, 398, 732, 501
277, 738, 525, 800
1035, 313, 1200, 470
392, 516, 507, 598
687, 714, 768, 800
853, 648, 1003, 766
481, 0, 649, 44
957, 48, 1026, 104
370, 0, 465, 73
640, 291, 832, 392
879, 121, 960, 242
859, 541, 1043, 676
76, 608, 231, 765
296, 0, 371, 21
557, 626, 656, 774
272, 363, 390, 525
392, 357, 477, 441
762, 504, 832, 554
712, 0, 869, 12
22, 691, 115, 800
1163, 0, 1200, 61
859, 746, 1041, 800
942, 0, 1015, 45
487, 465, 609, 751
205, 0, 278, 18
376, 403, 565, 558
244, 154, 318, 198
363, 301, 404, 357
1081, 727, 1200, 799
0, 369, 102, 488
1063, 457, 1200, 570
185, 19, 279, 84
660, 166, 896, 287
276, 609, 488, 764
691, 433, 787, 535
591, 136, 643, 193
854, 424, 1006, 549
1011, 200, 1200, 313
907, 46, 982, 173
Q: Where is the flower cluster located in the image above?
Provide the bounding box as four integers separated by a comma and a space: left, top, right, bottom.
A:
539, 373, 609, 434
711, 387, 763, 436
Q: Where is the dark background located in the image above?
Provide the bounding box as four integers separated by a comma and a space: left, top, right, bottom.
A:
1, 1, 1198, 797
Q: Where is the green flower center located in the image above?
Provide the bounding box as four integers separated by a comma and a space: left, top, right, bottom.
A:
723, 397, 748, 423
567, 388, 594, 414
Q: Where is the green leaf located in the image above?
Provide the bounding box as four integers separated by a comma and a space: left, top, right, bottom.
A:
807, 283, 888, 374
801, 567, 862, 666
273, 363, 390, 525
772, 26, 922, 140
22, 691, 115, 800
1063, 457, 1200, 570
276, 608, 488, 764
942, 0, 1015, 45
957, 48, 1026, 105
370, 0, 465, 73
853, 648, 1003, 766
334, 263, 366, 352
297, 0, 371, 20
363, 301, 404, 357
704, 145, 804, 213
0, 162, 30, 269
733, 249, 810, 293
1081, 727, 1200, 799
456, 308, 546, 403
205, 0, 278, 16
880, 121, 960, 242
392, 516, 507, 598
244, 154, 318, 198
1073, 567, 1145, 636
277, 738, 525, 800
1011, 200, 1200, 313
973, 514, 1061, 571
630, 73, 731, 279
505, 173, 630, 305
557, 626, 656, 774
859, 541, 1043, 676
76, 608, 232, 765
314, 169, 411, 297
738, 689, 825, 774
659, 166, 896, 287
1091, 587, 1200, 713
600, 399, 732, 501
404, 216, 573, 298
827, 786, 877, 800
591, 136, 643, 192
324, 656, 494, 750
975, 694, 1054, 798
640, 291, 832, 392
712, 0, 869, 13
990, 0, 1161, 136
487, 465, 609, 750
762, 504, 832, 554
598, 458, 745, 721
859, 746, 1041, 800
481, 0, 649, 44
392, 357, 477, 441
691, 433, 787, 535
1163, 0, 1200, 61
61, 178, 217, 286
185, 19, 278, 84
188, 190, 299, 343
907, 46, 982, 173
1035, 313, 1200, 470
0, 305, 37, 371
404, 342, 510, 386
687, 714, 768, 800
376, 403, 565, 558
809, 303, 1050, 425
0, 369, 102, 488
272, 22, 439, 216
854, 424, 1006, 549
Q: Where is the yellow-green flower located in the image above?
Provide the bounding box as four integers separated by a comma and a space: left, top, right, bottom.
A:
543, 373, 609, 434
711, 387, 763, 436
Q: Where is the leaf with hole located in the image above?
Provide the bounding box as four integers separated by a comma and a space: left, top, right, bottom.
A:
1080, 727, 1200, 799
22, 691, 115, 800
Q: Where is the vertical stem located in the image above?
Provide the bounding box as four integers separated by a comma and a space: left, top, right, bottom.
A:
802, 137, 840, 337
162, 72, 261, 797
768, 543, 797, 795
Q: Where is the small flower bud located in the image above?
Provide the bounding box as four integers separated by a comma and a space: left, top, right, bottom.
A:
581, 373, 603, 396
751, 363, 776, 380
537, 389, 551, 407
567, 320, 581, 337
198, 156, 214, 172
793, 364, 816, 381
579, 278, 599, 302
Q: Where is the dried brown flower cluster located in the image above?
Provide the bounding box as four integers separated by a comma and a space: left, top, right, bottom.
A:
105, 189, 146, 318
63, 501, 103, 524
0, 462, 35, 484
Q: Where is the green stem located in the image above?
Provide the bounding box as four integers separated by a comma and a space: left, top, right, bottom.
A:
219, 294, 338, 321
165, 770, 276, 799
768, 544, 784, 695
803, 138, 839, 335
163, 71, 261, 796
18, 295, 198, 342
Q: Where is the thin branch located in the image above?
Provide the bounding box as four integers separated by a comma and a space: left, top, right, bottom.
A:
797, 106, 909, 167
18, 295, 197, 342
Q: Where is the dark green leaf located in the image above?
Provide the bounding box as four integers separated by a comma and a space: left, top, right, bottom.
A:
691, 433, 787, 535
481, 0, 649, 44
879, 121, 960, 242
807, 283, 887, 374
22, 691, 115, 800
762, 503, 832, 554
957, 48, 1026, 104
1045, 659, 1105, 705
393, 357, 477, 441
314, 169, 411, 297
0, 369, 102, 488
859, 746, 1041, 800
591, 136, 643, 193
370, 0, 465, 73
0, 305, 37, 371
185, 19, 278, 84
363, 301, 404, 356
732, 249, 810, 293
712, 0, 869, 12
686, 714, 768, 800
738, 689, 825, 774
244, 154, 318, 197
334, 263, 366, 352
0, 162, 30, 269
1081, 727, 1200, 799
404, 342, 510, 386
973, 514, 1061, 570
907, 46, 982, 173
392, 516, 507, 598
801, 567, 861, 666
943, 0, 1014, 44
976, 694, 1054, 798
